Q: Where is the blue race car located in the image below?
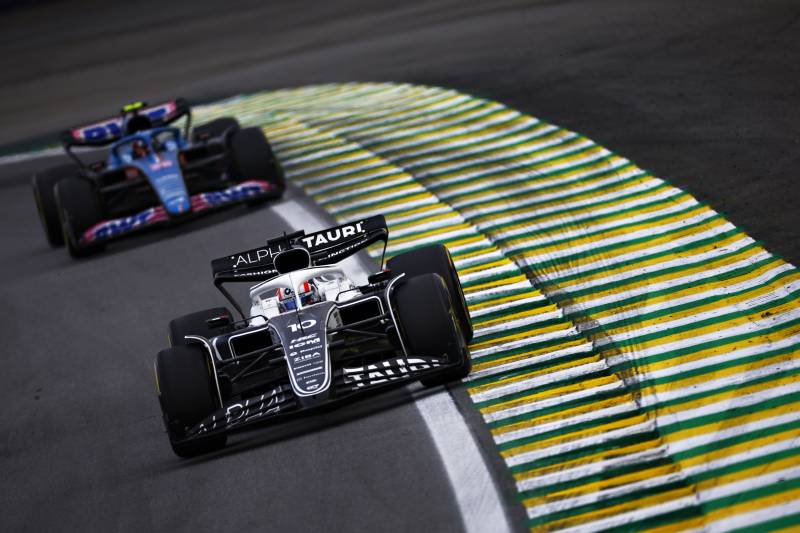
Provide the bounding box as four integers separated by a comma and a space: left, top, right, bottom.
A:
32, 99, 285, 257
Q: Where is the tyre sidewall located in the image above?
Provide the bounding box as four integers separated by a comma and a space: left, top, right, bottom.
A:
192, 116, 240, 143
394, 273, 464, 365
32, 164, 77, 247
54, 177, 104, 257
155, 344, 226, 457
229, 127, 285, 190
387, 244, 473, 342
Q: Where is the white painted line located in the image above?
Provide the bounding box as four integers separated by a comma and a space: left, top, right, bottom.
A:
601, 289, 800, 353
504, 419, 657, 468
412, 385, 514, 533
515, 209, 718, 259
516, 445, 667, 492
470, 359, 606, 403
485, 379, 625, 425
552, 235, 758, 297
463, 175, 661, 219
470, 295, 547, 318
467, 342, 593, 382
538, 222, 739, 283
706, 499, 800, 532
0, 146, 63, 165
469, 326, 581, 360
495, 399, 639, 445
473, 309, 563, 338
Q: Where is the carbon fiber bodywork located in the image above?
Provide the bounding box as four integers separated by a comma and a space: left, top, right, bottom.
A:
177, 276, 458, 443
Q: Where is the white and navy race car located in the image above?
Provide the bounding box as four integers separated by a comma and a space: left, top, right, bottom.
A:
155, 215, 473, 457
32, 99, 284, 257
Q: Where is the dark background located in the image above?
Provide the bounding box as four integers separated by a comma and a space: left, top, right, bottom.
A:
1, 1, 798, 531
2, 0, 799, 262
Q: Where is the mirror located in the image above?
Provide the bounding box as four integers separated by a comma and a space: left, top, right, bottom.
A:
206, 314, 232, 329
367, 269, 393, 284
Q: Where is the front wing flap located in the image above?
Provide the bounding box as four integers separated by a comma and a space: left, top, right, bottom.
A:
182, 356, 446, 441
80, 179, 279, 246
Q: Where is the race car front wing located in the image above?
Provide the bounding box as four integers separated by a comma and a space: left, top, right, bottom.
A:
182, 355, 447, 441
79, 179, 279, 246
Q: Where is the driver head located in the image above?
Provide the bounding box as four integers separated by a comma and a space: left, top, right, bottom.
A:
125, 114, 152, 135
277, 287, 297, 312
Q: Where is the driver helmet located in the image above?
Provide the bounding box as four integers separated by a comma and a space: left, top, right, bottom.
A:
276, 287, 296, 312
298, 279, 322, 306
132, 139, 149, 159
125, 113, 152, 135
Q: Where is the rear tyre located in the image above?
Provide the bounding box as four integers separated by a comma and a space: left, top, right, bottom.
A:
393, 273, 471, 388
229, 127, 285, 204
169, 307, 233, 347
192, 116, 240, 142
387, 244, 473, 343
54, 177, 105, 258
156, 344, 227, 458
32, 163, 77, 247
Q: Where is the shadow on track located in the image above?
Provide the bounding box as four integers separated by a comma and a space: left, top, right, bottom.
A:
144, 382, 450, 472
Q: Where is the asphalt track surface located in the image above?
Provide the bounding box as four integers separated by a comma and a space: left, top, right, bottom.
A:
1, 1, 798, 532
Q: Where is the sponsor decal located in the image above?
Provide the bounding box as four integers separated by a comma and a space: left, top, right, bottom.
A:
148, 159, 173, 171
200, 181, 268, 208
232, 268, 278, 279
326, 238, 367, 259
82, 207, 164, 243
300, 221, 364, 249
80, 180, 272, 244
287, 330, 324, 391
233, 247, 276, 269
271, 305, 333, 397
343, 358, 442, 388
287, 319, 317, 333
196, 386, 287, 434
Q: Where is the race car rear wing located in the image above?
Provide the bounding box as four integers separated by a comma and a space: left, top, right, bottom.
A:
211, 215, 389, 317
61, 98, 191, 148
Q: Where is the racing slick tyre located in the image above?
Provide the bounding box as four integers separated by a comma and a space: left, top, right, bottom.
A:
192, 116, 240, 142
394, 273, 471, 388
229, 127, 286, 204
54, 177, 105, 258
32, 163, 77, 247
169, 307, 233, 347
156, 344, 227, 458
387, 244, 473, 343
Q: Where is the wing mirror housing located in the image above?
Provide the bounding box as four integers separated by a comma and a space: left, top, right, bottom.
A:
206, 314, 232, 329
368, 269, 393, 284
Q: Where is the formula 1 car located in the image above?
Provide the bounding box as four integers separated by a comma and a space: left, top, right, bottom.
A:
154, 215, 473, 457
32, 99, 285, 257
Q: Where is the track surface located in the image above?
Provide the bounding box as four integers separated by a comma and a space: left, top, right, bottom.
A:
1, 1, 798, 532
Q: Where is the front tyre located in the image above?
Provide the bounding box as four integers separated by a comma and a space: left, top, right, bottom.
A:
192, 116, 240, 142
155, 344, 227, 458
54, 177, 105, 258
388, 244, 473, 343
393, 273, 471, 388
32, 163, 77, 247
229, 127, 286, 202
